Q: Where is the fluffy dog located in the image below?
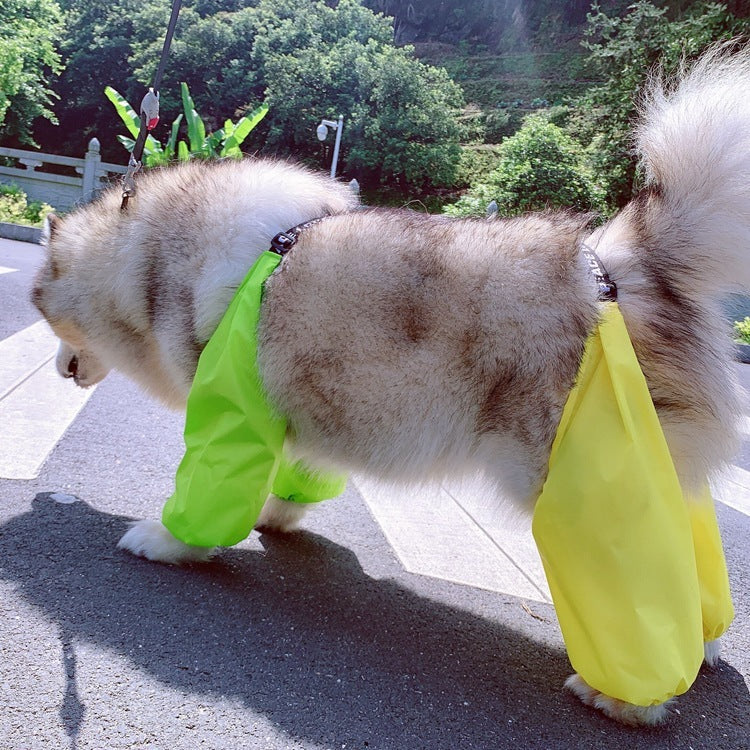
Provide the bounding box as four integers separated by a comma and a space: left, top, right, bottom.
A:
31, 48, 750, 725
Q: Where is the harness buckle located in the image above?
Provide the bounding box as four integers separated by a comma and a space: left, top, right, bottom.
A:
270, 231, 297, 255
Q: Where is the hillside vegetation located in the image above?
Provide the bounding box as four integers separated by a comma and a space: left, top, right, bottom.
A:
1, 0, 748, 214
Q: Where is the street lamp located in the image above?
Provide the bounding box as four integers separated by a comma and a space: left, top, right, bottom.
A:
316, 115, 344, 179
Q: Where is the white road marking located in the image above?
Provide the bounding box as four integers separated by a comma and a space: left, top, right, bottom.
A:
713, 465, 750, 517
0, 320, 57, 399
0, 322, 96, 480
359, 461, 750, 600
355, 475, 551, 602
0, 265, 17, 275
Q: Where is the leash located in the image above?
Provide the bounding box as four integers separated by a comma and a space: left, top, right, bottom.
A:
120, 0, 183, 211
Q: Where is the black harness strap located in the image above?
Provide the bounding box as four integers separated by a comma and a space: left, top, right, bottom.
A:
581, 242, 618, 302
269, 218, 329, 256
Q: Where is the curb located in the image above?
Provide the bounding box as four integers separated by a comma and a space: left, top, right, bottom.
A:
0, 222, 41, 244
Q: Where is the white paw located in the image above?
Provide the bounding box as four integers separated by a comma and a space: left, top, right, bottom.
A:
703, 639, 721, 667
117, 519, 214, 564
564, 673, 672, 726
255, 494, 309, 532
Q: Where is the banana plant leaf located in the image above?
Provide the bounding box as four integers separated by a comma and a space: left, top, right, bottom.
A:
220, 103, 269, 157
106, 86, 164, 159
180, 82, 206, 155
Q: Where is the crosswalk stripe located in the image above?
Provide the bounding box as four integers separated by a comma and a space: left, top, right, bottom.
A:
713, 465, 750, 517
0, 320, 58, 400
358, 460, 750, 600
0, 322, 96, 480
355, 476, 551, 602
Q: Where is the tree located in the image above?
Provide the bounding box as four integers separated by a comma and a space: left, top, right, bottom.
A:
444, 113, 603, 217
262, 31, 464, 190
127, 0, 465, 192
0, 0, 64, 143
47, 0, 464, 193
570, 1, 747, 209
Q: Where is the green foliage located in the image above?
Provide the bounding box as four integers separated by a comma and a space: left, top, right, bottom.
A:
482, 109, 514, 144
263, 34, 464, 189
47, 0, 143, 153
105, 83, 267, 165
362, 0, 603, 49
734, 317, 750, 345
444, 113, 604, 217
0, 183, 54, 226
21, 0, 750, 207
0, 0, 64, 143
122, 0, 465, 191
454, 144, 503, 190
569, 1, 746, 209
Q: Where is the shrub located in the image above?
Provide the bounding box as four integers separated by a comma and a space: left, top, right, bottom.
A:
734, 317, 750, 345
0, 184, 54, 226
444, 113, 604, 217
569, 0, 745, 209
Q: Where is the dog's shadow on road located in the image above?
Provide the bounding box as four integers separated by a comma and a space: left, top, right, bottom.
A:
1, 494, 747, 749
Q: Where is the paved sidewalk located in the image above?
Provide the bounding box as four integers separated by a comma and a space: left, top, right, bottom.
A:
1, 236, 749, 749
357, 391, 750, 605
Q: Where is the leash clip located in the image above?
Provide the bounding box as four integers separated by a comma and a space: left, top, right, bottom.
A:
120, 155, 142, 211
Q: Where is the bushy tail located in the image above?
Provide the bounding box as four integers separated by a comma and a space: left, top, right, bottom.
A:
635, 43, 750, 294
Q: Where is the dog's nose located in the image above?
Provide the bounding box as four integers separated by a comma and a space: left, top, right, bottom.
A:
66, 355, 79, 378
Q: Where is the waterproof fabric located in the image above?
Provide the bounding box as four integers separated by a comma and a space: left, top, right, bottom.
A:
532, 302, 733, 707
162, 251, 347, 548
688, 485, 735, 642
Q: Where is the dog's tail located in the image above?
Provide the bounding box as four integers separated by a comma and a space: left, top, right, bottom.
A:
630, 43, 750, 295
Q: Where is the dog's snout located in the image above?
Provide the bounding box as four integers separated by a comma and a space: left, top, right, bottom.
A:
66, 355, 79, 378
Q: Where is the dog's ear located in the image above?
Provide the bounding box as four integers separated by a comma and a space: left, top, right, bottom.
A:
40, 213, 64, 279
41, 213, 61, 246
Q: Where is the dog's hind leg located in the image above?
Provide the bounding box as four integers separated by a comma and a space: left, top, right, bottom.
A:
255, 495, 309, 532
564, 674, 672, 726
703, 639, 721, 667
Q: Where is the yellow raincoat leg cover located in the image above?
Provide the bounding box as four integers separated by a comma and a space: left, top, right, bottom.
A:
162, 251, 347, 548
532, 302, 733, 707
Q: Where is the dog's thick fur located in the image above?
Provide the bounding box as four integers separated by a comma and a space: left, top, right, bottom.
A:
31, 48, 750, 725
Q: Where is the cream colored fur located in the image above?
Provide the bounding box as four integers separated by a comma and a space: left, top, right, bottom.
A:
32, 48, 750, 726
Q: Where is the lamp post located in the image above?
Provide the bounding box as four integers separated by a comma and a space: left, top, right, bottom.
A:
316, 115, 344, 179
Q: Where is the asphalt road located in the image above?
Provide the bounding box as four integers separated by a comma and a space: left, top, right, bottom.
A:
1, 237, 748, 749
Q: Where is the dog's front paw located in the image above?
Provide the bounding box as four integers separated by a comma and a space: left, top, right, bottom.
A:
118, 519, 214, 564
255, 495, 309, 532
564, 673, 672, 726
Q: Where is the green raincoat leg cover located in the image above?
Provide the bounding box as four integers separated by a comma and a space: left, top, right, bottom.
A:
532, 302, 733, 707
162, 251, 347, 548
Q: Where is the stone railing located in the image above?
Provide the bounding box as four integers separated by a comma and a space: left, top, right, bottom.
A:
0, 138, 127, 213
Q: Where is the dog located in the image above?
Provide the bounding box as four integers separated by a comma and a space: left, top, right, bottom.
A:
31, 47, 750, 726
